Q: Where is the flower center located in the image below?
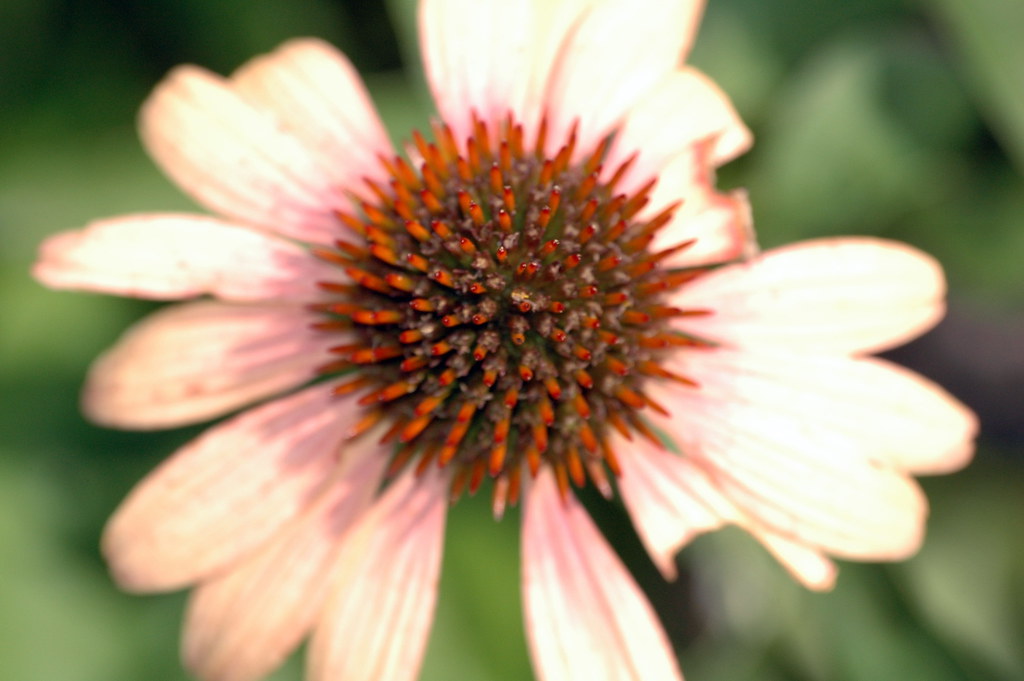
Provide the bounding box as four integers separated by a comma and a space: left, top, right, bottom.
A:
312, 115, 707, 516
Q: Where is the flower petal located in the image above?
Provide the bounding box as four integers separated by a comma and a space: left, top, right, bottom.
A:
675, 237, 946, 353
83, 301, 332, 429
522, 468, 683, 681
231, 38, 393, 194
544, 0, 706, 156
103, 385, 359, 592
140, 65, 348, 244
648, 382, 930, 562
419, 0, 536, 140
616, 434, 738, 579
606, 67, 752, 197
663, 348, 977, 475
308, 468, 448, 681
645, 150, 757, 267
183, 439, 387, 681
754, 529, 838, 591
33, 214, 335, 302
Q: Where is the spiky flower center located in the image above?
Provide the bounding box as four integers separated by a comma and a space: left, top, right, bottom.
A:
312, 116, 707, 515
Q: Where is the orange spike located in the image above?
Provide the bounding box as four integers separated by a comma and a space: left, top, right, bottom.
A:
432, 269, 456, 288
414, 394, 446, 417
615, 385, 646, 409
574, 369, 594, 389
400, 415, 433, 443
538, 396, 555, 425
525, 444, 542, 476
573, 392, 592, 419
504, 388, 520, 408
489, 442, 508, 476
331, 375, 372, 396
608, 412, 632, 440
606, 356, 630, 375
578, 422, 599, 454
348, 409, 383, 439
566, 446, 586, 487
544, 377, 562, 400
532, 423, 549, 453
601, 439, 623, 477
401, 356, 429, 372
553, 462, 570, 500
468, 458, 488, 495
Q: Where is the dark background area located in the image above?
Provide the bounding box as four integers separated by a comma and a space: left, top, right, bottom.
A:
2, 1, 1022, 680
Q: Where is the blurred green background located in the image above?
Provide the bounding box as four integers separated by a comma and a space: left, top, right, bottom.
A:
2, 0, 1022, 680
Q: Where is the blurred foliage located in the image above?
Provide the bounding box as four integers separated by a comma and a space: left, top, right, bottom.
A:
1, 1, 1022, 680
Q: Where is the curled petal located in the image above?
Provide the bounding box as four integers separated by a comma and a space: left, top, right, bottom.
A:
34, 214, 334, 302
183, 440, 387, 681
103, 385, 359, 592
523, 469, 683, 681
140, 65, 349, 244
231, 38, 393, 194
308, 468, 448, 681
83, 301, 332, 430
675, 237, 947, 354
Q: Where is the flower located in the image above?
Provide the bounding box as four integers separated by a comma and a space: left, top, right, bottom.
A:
33, 1, 977, 680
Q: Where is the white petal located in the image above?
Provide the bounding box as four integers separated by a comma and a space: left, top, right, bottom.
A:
663, 348, 977, 475
675, 237, 946, 354
231, 38, 393, 194
140, 65, 349, 244
103, 385, 360, 592
753, 529, 838, 591
616, 434, 739, 579
33, 214, 334, 302
183, 440, 387, 681
308, 468, 448, 681
419, 0, 536, 140
648, 383, 930, 561
544, 0, 706, 156
84, 301, 332, 429
606, 67, 752, 197
522, 469, 683, 681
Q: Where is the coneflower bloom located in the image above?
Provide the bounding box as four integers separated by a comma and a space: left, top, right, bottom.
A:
34, 1, 977, 680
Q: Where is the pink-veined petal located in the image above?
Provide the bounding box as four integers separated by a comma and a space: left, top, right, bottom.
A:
102, 385, 360, 592
663, 348, 977, 475
83, 301, 332, 430
544, 0, 706, 157
675, 237, 946, 354
183, 438, 387, 681
616, 434, 739, 579
419, 0, 535, 140
523, 469, 683, 681
140, 65, 348, 244
33, 214, 335, 302
231, 39, 393, 195
308, 468, 448, 681
606, 67, 752, 197
648, 384, 930, 562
